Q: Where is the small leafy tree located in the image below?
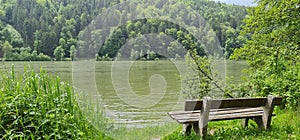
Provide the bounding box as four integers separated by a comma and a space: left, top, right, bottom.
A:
182, 52, 213, 99
2, 41, 13, 61
54, 46, 65, 61
70, 45, 77, 60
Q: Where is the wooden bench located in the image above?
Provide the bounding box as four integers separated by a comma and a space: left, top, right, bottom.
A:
167, 95, 282, 139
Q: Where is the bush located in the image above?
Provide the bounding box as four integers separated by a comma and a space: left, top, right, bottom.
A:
63, 58, 72, 61
0, 65, 111, 139
96, 54, 113, 61
36, 53, 52, 61
4, 48, 52, 61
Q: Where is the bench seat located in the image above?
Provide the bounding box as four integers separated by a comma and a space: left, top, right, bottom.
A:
168, 107, 265, 123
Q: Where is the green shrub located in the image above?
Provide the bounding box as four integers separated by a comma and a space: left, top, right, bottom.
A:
3, 48, 52, 61
96, 54, 112, 61
0, 65, 111, 139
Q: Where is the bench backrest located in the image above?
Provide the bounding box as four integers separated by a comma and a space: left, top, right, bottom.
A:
185, 97, 282, 111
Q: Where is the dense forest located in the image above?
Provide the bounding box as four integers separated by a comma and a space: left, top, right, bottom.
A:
0, 0, 248, 61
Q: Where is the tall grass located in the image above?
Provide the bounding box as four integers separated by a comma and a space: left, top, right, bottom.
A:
0, 65, 111, 139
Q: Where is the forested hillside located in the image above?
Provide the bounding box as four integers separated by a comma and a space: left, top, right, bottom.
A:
0, 0, 248, 61
213, 0, 255, 6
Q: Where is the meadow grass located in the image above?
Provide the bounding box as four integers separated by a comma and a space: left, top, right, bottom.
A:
0, 65, 111, 139
107, 123, 178, 140
162, 108, 300, 140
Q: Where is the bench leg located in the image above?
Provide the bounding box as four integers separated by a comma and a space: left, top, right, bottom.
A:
242, 118, 250, 127
253, 117, 264, 130
183, 124, 192, 134
199, 123, 208, 139
198, 97, 211, 140
262, 95, 276, 130
242, 117, 265, 130
192, 123, 200, 135
183, 123, 201, 136
243, 96, 276, 130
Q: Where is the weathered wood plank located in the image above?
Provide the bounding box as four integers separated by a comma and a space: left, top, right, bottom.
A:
210, 98, 266, 109
168, 110, 200, 116
199, 97, 211, 139
172, 110, 264, 121
184, 100, 203, 111
170, 112, 275, 124
169, 107, 263, 118
177, 118, 199, 124
184, 97, 282, 111
209, 111, 264, 121
210, 107, 263, 115
169, 108, 263, 122
172, 108, 258, 117
262, 95, 276, 129
176, 111, 264, 124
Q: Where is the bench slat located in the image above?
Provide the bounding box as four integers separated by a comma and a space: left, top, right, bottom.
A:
169, 107, 263, 117
169, 107, 258, 116
169, 107, 264, 123
184, 97, 282, 111
175, 111, 264, 124
210, 107, 263, 115
210, 111, 263, 121
168, 110, 200, 116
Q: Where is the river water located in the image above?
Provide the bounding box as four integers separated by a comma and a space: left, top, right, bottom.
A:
0, 60, 248, 128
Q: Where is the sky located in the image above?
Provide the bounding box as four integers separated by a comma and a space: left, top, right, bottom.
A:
213, 0, 256, 6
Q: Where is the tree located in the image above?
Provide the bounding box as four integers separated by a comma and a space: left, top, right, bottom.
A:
54, 46, 65, 61
0, 9, 5, 21
224, 28, 245, 58
1, 25, 24, 48
69, 45, 77, 60
2, 41, 13, 60
232, 0, 300, 109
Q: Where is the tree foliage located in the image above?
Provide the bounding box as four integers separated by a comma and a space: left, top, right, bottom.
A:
54, 46, 65, 61
2, 40, 13, 60
70, 45, 77, 60
0, 0, 248, 60
232, 0, 300, 109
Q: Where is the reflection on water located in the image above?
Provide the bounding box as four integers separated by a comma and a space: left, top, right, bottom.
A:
95, 60, 185, 127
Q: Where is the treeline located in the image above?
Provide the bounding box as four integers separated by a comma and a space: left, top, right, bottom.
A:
0, 0, 120, 60
0, 0, 248, 61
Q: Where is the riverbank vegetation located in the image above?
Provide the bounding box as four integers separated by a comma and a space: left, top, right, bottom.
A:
0, 65, 111, 139
229, 0, 300, 109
